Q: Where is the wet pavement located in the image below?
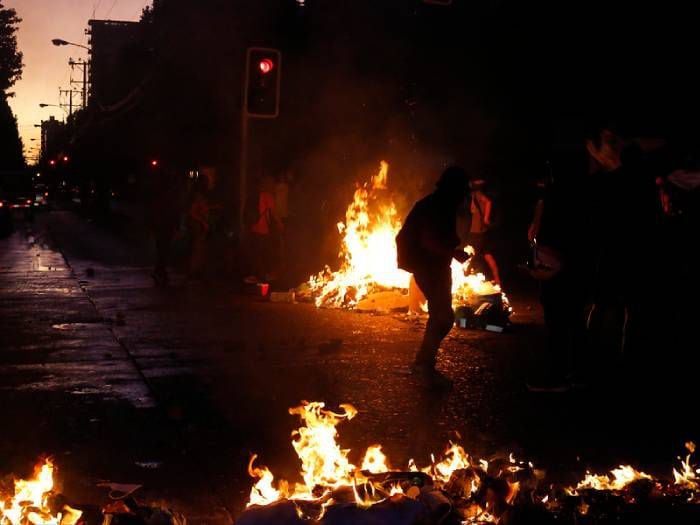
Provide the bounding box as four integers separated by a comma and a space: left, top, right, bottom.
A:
1, 210, 697, 520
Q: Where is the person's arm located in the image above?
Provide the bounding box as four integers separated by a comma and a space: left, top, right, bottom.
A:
528, 199, 544, 241
481, 194, 493, 227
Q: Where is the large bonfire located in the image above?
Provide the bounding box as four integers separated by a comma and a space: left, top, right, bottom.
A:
307, 161, 505, 309
240, 401, 700, 524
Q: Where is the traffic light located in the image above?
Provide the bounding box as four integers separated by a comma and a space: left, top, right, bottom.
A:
245, 48, 282, 118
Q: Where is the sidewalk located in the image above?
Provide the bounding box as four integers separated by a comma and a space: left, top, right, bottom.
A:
0, 222, 231, 524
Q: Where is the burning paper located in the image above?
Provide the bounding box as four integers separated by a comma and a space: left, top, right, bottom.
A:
241, 401, 700, 524
0, 459, 82, 525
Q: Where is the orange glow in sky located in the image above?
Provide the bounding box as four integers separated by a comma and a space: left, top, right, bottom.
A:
4, 0, 150, 163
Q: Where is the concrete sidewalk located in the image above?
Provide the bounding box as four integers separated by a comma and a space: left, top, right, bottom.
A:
0, 223, 232, 524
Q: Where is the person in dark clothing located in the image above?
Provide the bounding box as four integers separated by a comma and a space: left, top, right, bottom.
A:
396, 166, 471, 388
585, 132, 659, 363
526, 153, 591, 392
150, 163, 183, 286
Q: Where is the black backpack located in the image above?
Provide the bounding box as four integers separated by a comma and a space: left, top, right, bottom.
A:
396, 208, 422, 273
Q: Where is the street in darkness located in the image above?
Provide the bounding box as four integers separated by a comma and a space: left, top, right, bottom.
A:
1, 1, 699, 525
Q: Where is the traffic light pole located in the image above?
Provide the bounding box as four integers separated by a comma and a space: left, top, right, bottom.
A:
239, 47, 282, 240
239, 110, 249, 241
239, 50, 252, 241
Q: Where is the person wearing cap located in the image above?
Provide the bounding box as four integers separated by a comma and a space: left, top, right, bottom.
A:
396, 166, 472, 388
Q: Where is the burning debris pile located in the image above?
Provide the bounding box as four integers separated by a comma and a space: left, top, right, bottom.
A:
1, 460, 184, 525
239, 402, 700, 525
300, 162, 511, 326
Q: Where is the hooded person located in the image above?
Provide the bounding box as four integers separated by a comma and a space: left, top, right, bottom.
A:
396, 166, 471, 388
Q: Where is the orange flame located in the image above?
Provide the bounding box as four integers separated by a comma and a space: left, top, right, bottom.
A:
244, 400, 700, 513
308, 161, 508, 309
575, 465, 652, 491
0, 459, 81, 525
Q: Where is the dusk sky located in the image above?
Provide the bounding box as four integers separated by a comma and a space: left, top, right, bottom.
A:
5, 0, 151, 162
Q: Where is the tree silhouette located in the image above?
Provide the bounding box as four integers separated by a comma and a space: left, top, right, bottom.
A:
0, 2, 23, 94
0, 2, 24, 169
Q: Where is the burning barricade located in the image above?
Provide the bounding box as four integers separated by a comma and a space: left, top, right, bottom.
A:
1, 460, 184, 525
298, 161, 511, 328
238, 401, 700, 525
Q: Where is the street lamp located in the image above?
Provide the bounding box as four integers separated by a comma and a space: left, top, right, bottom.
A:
52, 38, 89, 110
51, 39, 89, 51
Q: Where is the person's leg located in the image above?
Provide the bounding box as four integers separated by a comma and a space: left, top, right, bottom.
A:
484, 253, 501, 286
527, 273, 571, 391
413, 267, 454, 369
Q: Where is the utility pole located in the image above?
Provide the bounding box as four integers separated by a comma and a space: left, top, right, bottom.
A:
69, 59, 90, 109
59, 88, 82, 116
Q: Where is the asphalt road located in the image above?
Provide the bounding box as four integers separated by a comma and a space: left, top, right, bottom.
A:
1, 209, 697, 521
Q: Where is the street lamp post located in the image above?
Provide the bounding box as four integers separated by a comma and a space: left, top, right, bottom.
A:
52, 39, 90, 109
51, 39, 89, 50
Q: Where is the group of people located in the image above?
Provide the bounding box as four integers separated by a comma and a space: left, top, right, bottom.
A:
149, 163, 293, 287
398, 123, 695, 391
525, 125, 697, 392
150, 164, 221, 286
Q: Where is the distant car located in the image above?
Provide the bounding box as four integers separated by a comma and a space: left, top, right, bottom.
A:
0, 169, 37, 222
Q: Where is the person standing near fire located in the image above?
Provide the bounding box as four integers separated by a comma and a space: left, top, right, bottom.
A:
396, 167, 471, 389
247, 175, 284, 282
187, 172, 213, 279
467, 177, 501, 286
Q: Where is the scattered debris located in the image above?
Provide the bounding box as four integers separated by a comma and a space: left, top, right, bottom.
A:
270, 291, 295, 303
239, 402, 700, 524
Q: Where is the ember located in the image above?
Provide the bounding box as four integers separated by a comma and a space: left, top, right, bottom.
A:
305, 162, 509, 315
239, 402, 700, 524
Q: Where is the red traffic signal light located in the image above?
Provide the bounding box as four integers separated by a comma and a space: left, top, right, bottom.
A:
151, 159, 159, 167
259, 59, 275, 74
62, 155, 70, 163
245, 48, 281, 118
49, 160, 56, 167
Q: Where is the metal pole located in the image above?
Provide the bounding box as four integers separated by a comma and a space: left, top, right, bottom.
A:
82, 62, 88, 109
240, 112, 249, 241
239, 49, 252, 241
69, 90, 73, 116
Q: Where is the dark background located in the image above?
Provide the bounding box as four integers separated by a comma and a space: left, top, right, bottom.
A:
46, 0, 700, 281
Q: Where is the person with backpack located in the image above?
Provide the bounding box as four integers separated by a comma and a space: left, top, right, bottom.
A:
467, 177, 501, 286
396, 166, 471, 389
